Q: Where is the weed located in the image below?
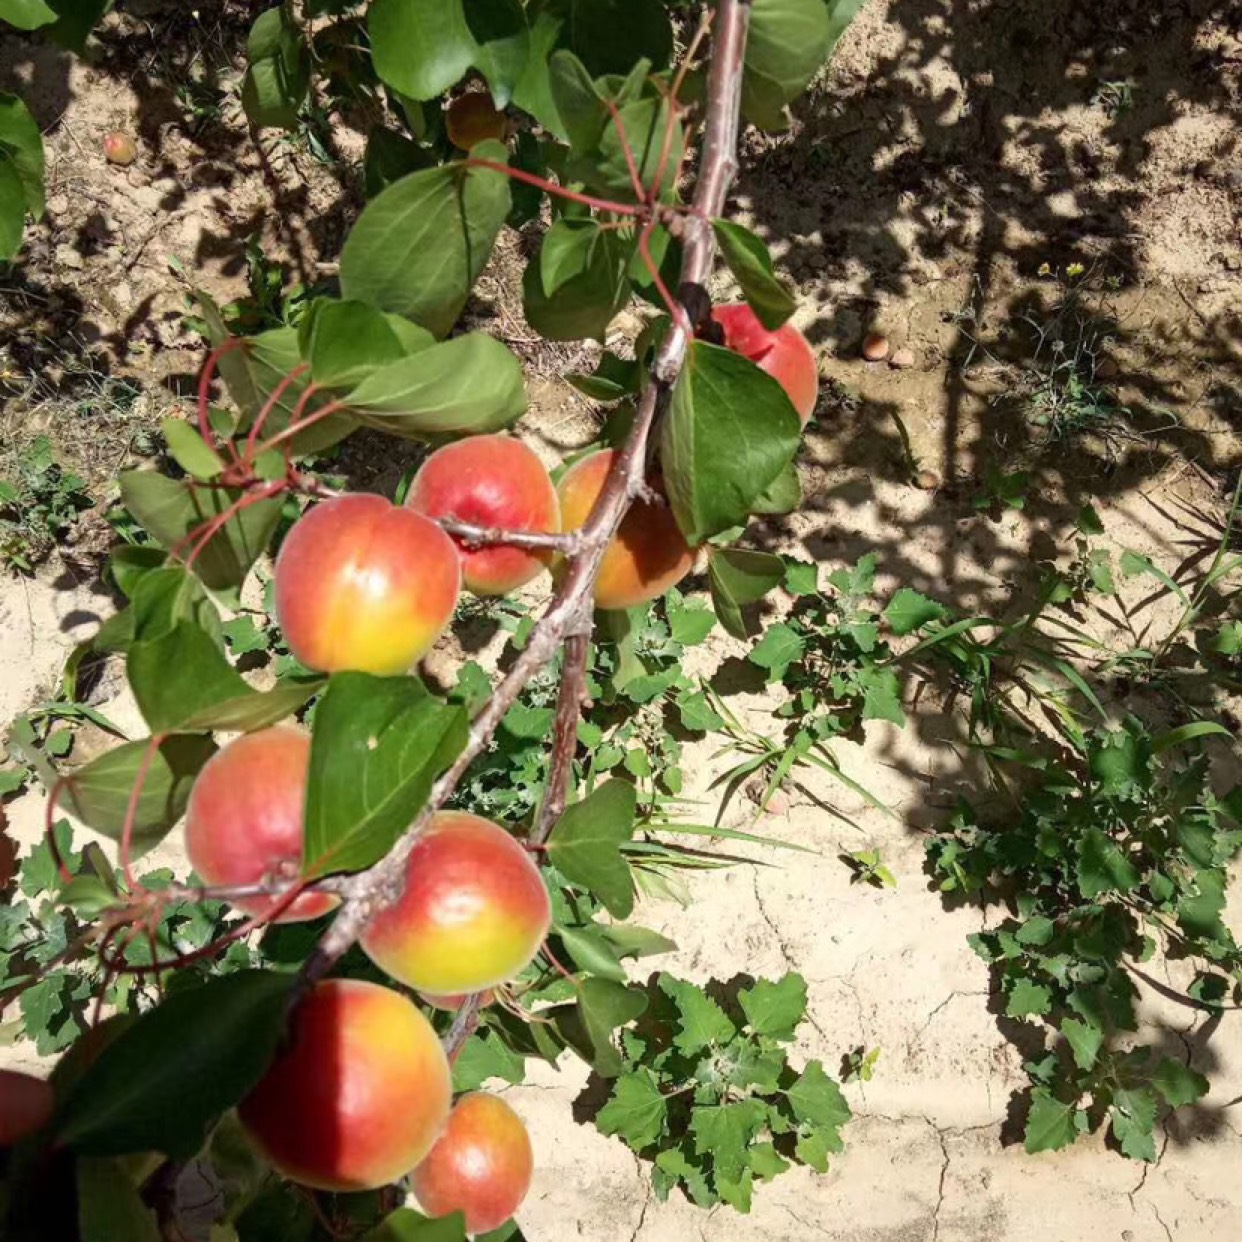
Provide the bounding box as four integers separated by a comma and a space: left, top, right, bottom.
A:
0, 437, 94, 571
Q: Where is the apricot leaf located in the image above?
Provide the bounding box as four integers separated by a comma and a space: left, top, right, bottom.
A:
712, 220, 795, 330
304, 674, 468, 876
546, 779, 637, 918
524, 218, 632, 342
0, 91, 44, 259
297, 298, 434, 390
742, 0, 832, 130
56, 970, 296, 1158
241, 7, 310, 130
0, 1, 58, 31
339, 140, 510, 338
709, 547, 785, 640
662, 342, 801, 545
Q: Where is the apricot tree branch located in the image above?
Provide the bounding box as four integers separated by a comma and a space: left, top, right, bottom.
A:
296, 0, 755, 1046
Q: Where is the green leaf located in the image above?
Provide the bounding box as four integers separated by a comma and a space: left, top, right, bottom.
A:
1177, 867, 1227, 939
524, 219, 632, 342
856, 664, 905, 725
1151, 721, 1233, 754
1150, 1057, 1209, 1109
1006, 977, 1053, 1018
750, 460, 802, 516
1060, 1016, 1104, 1071
298, 298, 435, 390
596, 1068, 667, 1150
339, 140, 511, 338
0, 157, 26, 260
369, 0, 476, 99
743, 0, 832, 129
690, 1099, 766, 1182
119, 471, 282, 599
56, 971, 296, 1158
0, 91, 45, 260
662, 342, 802, 544
161, 419, 224, 481
738, 973, 807, 1041
785, 1061, 851, 1129
659, 974, 737, 1054
1024, 1088, 1085, 1154
558, 925, 626, 982
711, 220, 795, 330
241, 7, 310, 129
884, 588, 947, 637
304, 673, 468, 876
709, 547, 786, 640
60, 735, 216, 859
1076, 827, 1141, 898
677, 689, 723, 734
749, 1141, 791, 1181
451, 1031, 526, 1094
76, 1158, 161, 1242
668, 601, 716, 647
42, 0, 109, 52
654, 1146, 714, 1207
345, 332, 527, 437
564, 0, 671, 77
558, 978, 647, 1077
0, 0, 58, 31
795, 1124, 844, 1173
748, 621, 805, 679
1110, 1087, 1158, 1162
588, 93, 683, 203
546, 779, 636, 918
361, 1208, 468, 1241
465, 0, 529, 107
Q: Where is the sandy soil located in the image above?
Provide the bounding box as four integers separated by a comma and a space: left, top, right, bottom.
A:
3, 0, 1242, 1238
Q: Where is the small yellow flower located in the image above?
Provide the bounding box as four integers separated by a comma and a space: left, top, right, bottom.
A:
1038, 262, 1052, 277
1066, 262, 1085, 279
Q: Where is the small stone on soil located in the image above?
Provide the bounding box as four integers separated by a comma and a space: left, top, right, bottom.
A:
889, 347, 916, 369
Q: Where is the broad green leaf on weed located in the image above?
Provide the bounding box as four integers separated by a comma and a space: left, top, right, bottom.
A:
1076, 827, 1140, 898
1177, 867, 1227, 939
828, 554, 877, 599
119, 471, 282, 600
690, 1099, 767, 1182
451, 1032, 525, 1094
1024, 1088, 1085, 1153
1005, 978, 1052, 1019
339, 140, 510, 338
1015, 915, 1056, 946
1118, 550, 1190, 606
738, 973, 807, 1041
346, 331, 527, 436
60, 735, 216, 859
667, 597, 716, 647
856, 664, 905, 725
654, 1147, 714, 1208
748, 622, 805, 679
546, 780, 637, 918
1110, 1088, 1158, 1162
716, 1167, 754, 1213
18, 819, 78, 896
794, 1123, 844, 1173
677, 689, 724, 734
597, 924, 676, 960
1076, 503, 1105, 535
1150, 1057, 1209, 1109
304, 673, 467, 876
57, 970, 295, 1158
596, 1068, 667, 1150
749, 1141, 791, 1181
709, 547, 786, 639
883, 588, 947, 637
784, 559, 819, 596
659, 975, 737, 1054
711, 220, 795, 330
742, 0, 832, 130
241, 7, 310, 129
662, 342, 801, 544
784, 1061, 851, 1129
1060, 1016, 1104, 1071
76, 1158, 161, 1242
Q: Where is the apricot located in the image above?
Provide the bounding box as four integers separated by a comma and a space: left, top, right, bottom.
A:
360, 811, 550, 995
446, 92, 508, 150
0, 1070, 54, 1147
712, 302, 819, 423
184, 726, 334, 923
274, 493, 461, 676
103, 131, 137, 167
556, 449, 694, 611
238, 979, 451, 1193
411, 1092, 533, 1235
405, 436, 560, 596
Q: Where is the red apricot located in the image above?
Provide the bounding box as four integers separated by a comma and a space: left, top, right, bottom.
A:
184, 726, 333, 924
275, 493, 461, 676
360, 811, 550, 995
405, 436, 561, 596
555, 449, 694, 611
238, 979, 451, 1192
411, 1092, 533, 1235
712, 302, 819, 423
446, 93, 508, 150
0, 1070, 53, 1147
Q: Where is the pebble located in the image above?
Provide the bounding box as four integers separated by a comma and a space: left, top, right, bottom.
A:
54, 244, 84, 272
47, 193, 70, 216
127, 167, 151, 188
915, 469, 942, 490
889, 347, 916, 370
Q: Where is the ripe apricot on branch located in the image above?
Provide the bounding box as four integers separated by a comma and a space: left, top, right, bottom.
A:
360, 811, 550, 995
712, 303, 819, 423
556, 449, 694, 611
406, 435, 561, 596
411, 1092, 534, 1235
274, 493, 461, 676
184, 726, 333, 924
0, 1070, 53, 1147
446, 92, 508, 150
238, 979, 451, 1192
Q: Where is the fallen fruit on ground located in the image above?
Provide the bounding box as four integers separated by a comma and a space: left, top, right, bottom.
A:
0, 1070, 53, 1147
446, 92, 508, 150
360, 811, 550, 994
184, 726, 334, 923
238, 979, 451, 1192
275, 493, 461, 675
406, 435, 561, 596
712, 302, 819, 423
412, 1092, 534, 1235
556, 449, 694, 610
102, 131, 137, 166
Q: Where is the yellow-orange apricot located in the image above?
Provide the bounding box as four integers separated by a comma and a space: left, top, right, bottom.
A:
713, 302, 819, 423
406, 436, 560, 596
238, 979, 451, 1192
274, 493, 461, 676
556, 449, 693, 610
412, 1092, 534, 1235
360, 811, 550, 995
